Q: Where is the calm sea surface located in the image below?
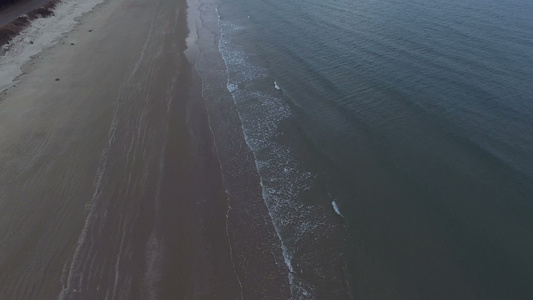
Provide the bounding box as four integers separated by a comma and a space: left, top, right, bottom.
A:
195, 0, 533, 298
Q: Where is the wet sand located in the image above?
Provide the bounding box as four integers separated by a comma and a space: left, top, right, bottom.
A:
0, 0, 241, 298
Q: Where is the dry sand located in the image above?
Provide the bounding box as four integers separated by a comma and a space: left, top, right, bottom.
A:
0, 0, 240, 298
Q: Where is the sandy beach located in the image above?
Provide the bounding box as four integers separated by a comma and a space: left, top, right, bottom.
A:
0, 0, 242, 298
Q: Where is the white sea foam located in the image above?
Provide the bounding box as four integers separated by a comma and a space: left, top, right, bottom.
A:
0, 0, 104, 93
274, 80, 280, 90
227, 82, 238, 93
332, 200, 344, 218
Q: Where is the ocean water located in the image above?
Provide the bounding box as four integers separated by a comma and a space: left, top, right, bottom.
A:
191, 0, 533, 298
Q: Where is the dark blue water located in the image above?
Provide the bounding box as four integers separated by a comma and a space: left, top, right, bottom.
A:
196, 0, 533, 298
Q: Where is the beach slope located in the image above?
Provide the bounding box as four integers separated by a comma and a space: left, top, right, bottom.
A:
0, 0, 241, 298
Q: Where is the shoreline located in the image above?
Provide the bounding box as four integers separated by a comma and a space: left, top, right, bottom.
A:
188, 0, 295, 297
